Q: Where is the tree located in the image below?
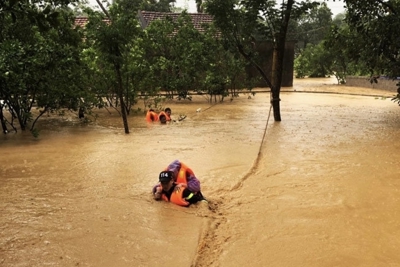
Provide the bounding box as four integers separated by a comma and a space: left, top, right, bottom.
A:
196, 0, 205, 13
288, 2, 333, 55
342, 0, 400, 105
323, 21, 371, 84
141, 12, 250, 103
0, 0, 92, 135
140, 0, 177, 12
206, 0, 319, 121
84, 0, 146, 134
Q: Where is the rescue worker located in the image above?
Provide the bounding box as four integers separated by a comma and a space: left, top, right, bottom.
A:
145, 109, 159, 122
153, 171, 204, 207
152, 160, 206, 200
162, 160, 201, 193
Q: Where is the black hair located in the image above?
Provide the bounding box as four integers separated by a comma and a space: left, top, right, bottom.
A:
159, 114, 167, 124
165, 107, 171, 113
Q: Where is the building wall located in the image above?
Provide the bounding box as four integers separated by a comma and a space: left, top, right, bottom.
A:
346, 76, 399, 92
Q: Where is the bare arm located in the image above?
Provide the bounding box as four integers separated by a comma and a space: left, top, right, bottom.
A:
153, 184, 162, 200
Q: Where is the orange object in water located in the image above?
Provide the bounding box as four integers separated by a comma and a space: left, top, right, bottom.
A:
145, 110, 159, 122
158, 111, 171, 121
164, 162, 195, 185
160, 184, 191, 207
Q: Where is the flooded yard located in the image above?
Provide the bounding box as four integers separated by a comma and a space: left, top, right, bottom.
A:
1, 78, 399, 267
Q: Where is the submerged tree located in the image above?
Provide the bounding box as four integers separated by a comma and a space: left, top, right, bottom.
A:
288, 1, 333, 55
0, 0, 91, 135
342, 0, 400, 105
84, 0, 145, 134
206, 0, 320, 121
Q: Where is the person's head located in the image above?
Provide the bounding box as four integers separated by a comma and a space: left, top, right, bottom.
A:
165, 107, 171, 116
159, 114, 167, 124
159, 171, 175, 191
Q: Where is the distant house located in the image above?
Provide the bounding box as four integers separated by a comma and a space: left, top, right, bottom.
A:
137, 10, 294, 87
75, 11, 294, 87
137, 11, 213, 33
74, 17, 90, 27
74, 17, 110, 27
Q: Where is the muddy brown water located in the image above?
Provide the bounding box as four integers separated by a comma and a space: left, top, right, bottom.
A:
1, 78, 400, 267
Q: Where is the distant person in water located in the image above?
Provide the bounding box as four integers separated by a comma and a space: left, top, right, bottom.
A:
159, 114, 167, 124
158, 108, 171, 122
145, 109, 159, 123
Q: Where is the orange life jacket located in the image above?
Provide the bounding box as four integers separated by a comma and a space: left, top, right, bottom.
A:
160, 184, 192, 207
165, 162, 195, 185
146, 110, 159, 122
158, 111, 171, 121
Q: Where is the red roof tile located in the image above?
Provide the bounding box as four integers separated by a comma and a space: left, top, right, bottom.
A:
75, 12, 214, 33
74, 16, 110, 27
138, 11, 213, 33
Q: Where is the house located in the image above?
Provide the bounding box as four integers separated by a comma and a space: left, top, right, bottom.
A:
137, 11, 213, 33
137, 10, 294, 87
75, 11, 294, 87
74, 17, 110, 27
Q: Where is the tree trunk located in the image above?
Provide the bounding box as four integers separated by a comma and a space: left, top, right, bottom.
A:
270, 46, 282, 121
270, 0, 295, 122
115, 62, 129, 134
0, 106, 8, 134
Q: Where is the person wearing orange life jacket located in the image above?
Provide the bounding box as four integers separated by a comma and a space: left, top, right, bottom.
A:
166, 159, 201, 192
145, 109, 159, 123
159, 114, 167, 124
153, 171, 204, 207
158, 107, 171, 122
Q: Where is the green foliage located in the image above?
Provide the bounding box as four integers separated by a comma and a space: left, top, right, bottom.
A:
0, 0, 92, 135
297, 0, 400, 106
0, 0, 283, 135
294, 42, 331, 78
139, 0, 176, 12
83, 0, 143, 130
294, 8, 374, 84
288, 2, 333, 55
206, 0, 321, 119
141, 12, 250, 103
392, 83, 400, 106
344, 0, 400, 78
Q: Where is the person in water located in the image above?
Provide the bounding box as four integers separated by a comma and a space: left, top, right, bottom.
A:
154, 160, 201, 193
145, 109, 159, 122
158, 107, 171, 122
153, 171, 204, 207
159, 114, 167, 124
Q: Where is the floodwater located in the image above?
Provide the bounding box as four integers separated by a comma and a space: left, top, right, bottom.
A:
1, 78, 399, 267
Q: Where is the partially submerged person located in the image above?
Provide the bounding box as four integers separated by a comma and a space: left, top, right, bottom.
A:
158, 108, 171, 122
153, 171, 205, 207
157, 159, 203, 195
145, 109, 159, 123
159, 114, 167, 124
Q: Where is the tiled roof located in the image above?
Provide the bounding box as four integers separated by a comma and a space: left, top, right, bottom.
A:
74, 17, 89, 27
138, 11, 213, 33
74, 17, 111, 27
74, 12, 214, 33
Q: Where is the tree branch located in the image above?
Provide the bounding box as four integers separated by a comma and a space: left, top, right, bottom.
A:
95, 0, 111, 20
